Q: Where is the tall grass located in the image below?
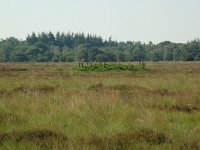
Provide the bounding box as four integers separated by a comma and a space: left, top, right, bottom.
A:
0, 62, 200, 149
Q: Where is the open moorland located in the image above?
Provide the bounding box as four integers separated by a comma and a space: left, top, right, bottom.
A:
0, 62, 200, 149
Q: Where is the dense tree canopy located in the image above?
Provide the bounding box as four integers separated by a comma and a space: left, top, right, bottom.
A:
0, 32, 200, 62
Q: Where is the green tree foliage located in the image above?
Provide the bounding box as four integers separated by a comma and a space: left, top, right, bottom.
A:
0, 32, 200, 62
10, 45, 29, 62
0, 37, 19, 62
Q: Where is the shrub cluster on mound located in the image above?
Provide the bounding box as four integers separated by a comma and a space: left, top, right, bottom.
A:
75, 63, 150, 72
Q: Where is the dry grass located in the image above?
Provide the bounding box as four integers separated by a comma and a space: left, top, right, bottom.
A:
0, 62, 200, 149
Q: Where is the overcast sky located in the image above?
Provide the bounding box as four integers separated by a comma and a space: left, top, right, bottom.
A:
0, 0, 200, 43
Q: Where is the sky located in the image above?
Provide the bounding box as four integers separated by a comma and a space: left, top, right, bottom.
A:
0, 0, 200, 43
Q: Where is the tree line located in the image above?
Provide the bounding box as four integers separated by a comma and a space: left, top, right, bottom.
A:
0, 32, 200, 62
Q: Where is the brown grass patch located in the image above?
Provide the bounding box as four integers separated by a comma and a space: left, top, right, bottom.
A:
80, 129, 172, 149
153, 104, 199, 113
153, 88, 174, 96
87, 83, 104, 92
0, 89, 12, 98
171, 104, 199, 112
0, 129, 68, 149
0, 67, 29, 72
88, 84, 173, 97
108, 129, 172, 146
13, 85, 56, 93
88, 84, 137, 93
107, 84, 134, 91
180, 141, 200, 150
0, 112, 26, 125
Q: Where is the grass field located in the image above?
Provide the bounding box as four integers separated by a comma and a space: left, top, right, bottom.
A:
0, 62, 200, 149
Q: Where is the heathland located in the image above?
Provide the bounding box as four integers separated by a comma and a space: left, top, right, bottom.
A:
0, 62, 200, 149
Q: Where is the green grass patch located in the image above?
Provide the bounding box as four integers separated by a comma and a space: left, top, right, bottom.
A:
75, 63, 150, 72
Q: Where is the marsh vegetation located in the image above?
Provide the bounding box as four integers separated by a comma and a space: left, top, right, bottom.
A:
0, 62, 200, 149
